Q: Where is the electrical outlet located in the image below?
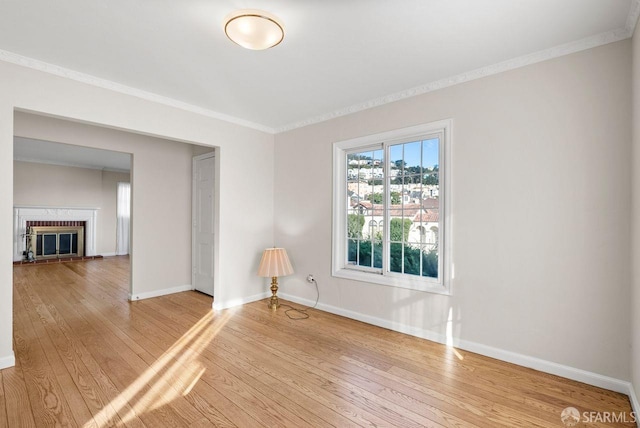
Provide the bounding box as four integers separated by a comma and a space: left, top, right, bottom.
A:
306, 274, 315, 283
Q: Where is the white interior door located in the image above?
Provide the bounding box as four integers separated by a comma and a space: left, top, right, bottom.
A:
192, 152, 215, 296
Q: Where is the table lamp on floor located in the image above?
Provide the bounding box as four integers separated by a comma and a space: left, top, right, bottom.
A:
257, 247, 293, 310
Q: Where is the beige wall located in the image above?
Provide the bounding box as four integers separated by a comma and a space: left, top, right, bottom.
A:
13, 160, 130, 255
632, 23, 640, 409
275, 40, 632, 383
192, 144, 215, 157
0, 59, 275, 367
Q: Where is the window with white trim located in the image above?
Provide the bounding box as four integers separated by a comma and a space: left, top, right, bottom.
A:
332, 120, 451, 294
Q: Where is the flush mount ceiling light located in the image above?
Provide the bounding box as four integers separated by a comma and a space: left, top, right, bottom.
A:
224, 9, 285, 50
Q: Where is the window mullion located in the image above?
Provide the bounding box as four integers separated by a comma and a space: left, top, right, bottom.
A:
383, 142, 390, 276
419, 139, 423, 277
438, 130, 445, 281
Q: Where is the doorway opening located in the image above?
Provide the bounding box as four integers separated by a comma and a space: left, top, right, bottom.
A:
14, 137, 132, 279
13, 111, 220, 306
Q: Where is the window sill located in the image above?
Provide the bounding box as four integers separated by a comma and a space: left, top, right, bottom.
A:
332, 267, 451, 295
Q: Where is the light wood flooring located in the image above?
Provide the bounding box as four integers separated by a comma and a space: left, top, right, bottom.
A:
2, 257, 635, 427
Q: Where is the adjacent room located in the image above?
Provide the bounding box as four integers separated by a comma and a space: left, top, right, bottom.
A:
0, 1, 639, 427
13, 138, 132, 263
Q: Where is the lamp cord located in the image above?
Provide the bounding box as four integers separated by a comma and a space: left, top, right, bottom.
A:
280, 278, 319, 320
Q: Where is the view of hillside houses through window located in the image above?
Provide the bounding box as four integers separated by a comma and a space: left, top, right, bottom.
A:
347, 137, 440, 279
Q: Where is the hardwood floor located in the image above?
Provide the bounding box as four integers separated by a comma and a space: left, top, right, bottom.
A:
2, 257, 635, 427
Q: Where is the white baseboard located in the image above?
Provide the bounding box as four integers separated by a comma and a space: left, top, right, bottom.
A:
129, 284, 193, 301
455, 338, 632, 395
628, 384, 639, 426
101, 252, 117, 257
0, 353, 15, 369
214, 291, 270, 311
279, 292, 633, 396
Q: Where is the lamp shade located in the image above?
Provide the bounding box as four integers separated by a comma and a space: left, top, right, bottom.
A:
257, 248, 293, 277
224, 10, 285, 50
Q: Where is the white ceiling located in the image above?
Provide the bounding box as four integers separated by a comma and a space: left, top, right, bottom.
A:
0, 1, 638, 133
14, 137, 131, 172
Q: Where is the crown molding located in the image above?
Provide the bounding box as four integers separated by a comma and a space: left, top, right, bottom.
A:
275, 26, 634, 133
625, 0, 640, 36
0, 49, 275, 135
2, 1, 638, 137
14, 156, 130, 173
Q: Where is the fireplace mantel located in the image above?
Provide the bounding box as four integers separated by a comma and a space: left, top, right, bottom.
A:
13, 206, 98, 261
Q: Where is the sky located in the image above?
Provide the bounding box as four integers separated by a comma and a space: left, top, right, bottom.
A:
394, 137, 439, 170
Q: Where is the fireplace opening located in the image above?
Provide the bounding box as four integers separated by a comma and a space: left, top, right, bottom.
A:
26, 221, 85, 260
35, 229, 81, 257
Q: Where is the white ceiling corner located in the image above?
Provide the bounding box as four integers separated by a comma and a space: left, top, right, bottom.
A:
625, 0, 640, 35
0, 1, 637, 135
274, 27, 632, 134
0, 49, 276, 134
14, 137, 132, 172
275, 0, 640, 133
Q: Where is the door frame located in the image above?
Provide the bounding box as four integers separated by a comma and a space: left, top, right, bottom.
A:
192, 151, 220, 302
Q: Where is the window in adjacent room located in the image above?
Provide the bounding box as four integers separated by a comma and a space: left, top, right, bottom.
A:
332, 120, 451, 294
116, 182, 131, 256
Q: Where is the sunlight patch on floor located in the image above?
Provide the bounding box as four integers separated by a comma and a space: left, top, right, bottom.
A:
86, 309, 233, 427
445, 306, 464, 361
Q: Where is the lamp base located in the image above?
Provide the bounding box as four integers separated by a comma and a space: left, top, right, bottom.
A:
268, 297, 279, 310
268, 276, 280, 310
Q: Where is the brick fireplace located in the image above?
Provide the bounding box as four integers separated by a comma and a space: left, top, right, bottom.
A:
13, 207, 97, 262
